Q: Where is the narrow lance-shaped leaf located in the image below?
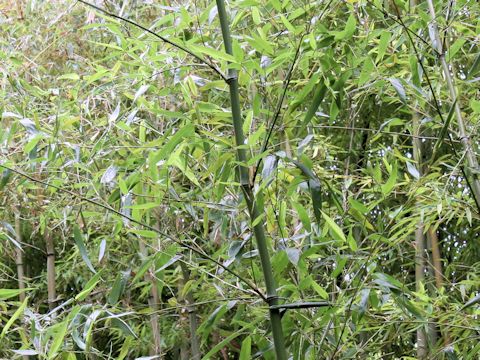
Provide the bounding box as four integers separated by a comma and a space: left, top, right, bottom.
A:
73, 225, 96, 273
48, 318, 70, 359
291, 159, 322, 223
467, 52, 480, 79
299, 79, 327, 133
460, 293, 480, 311
0, 296, 28, 339
430, 99, 457, 164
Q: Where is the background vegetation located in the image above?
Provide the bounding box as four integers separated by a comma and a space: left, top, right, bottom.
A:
1, 0, 480, 358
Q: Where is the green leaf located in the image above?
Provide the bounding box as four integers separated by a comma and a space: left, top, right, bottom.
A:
58, 73, 80, 81
108, 271, 130, 305
117, 337, 133, 360
48, 319, 69, 359
334, 14, 357, 40
376, 31, 392, 63
348, 198, 369, 215
191, 44, 237, 63
73, 225, 96, 274
201, 328, 247, 360
239, 336, 252, 360
467, 52, 480, 79
347, 229, 358, 251
292, 201, 311, 232
149, 123, 195, 167
389, 78, 406, 103
321, 211, 346, 243
446, 38, 465, 62
1, 296, 28, 339
373, 273, 404, 291
299, 79, 327, 132
111, 317, 137, 338
0, 288, 31, 300
381, 161, 397, 195
75, 272, 102, 301
358, 58, 375, 86
24, 134, 43, 154
291, 160, 322, 223
332, 255, 347, 278
460, 293, 480, 310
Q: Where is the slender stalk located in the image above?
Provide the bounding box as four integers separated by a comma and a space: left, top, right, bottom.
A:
215, 1, 287, 358
139, 240, 161, 356
427, 228, 452, 347
427, 229, 443, 290
14, 210, 28, 360
14, 211, 26, 302
45, 226, 57, 312
412, 111, 428, 358
425, 0, 480, 206
181, 261, 200, 360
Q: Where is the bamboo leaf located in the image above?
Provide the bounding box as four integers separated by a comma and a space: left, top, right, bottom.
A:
381, 161, 398, 195
190, 44, 237, 63
467, 52, 480, 79
239, 336, 252, 360
73, 225, 96, 274
75, 272, 102, 301
48, 319, 69, 359
201, 329, 247, 360
321, 211, 346, 243
0, 288, 30, 300
0, 297, 28, 339
299, 80, 327, 132
431, 100, 456, 163
334, 13, 356, 40
460, 293, 480, 310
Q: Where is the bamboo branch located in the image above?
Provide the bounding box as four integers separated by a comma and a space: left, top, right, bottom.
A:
76, 0, 227, 82
0, 163, 266, 302
425, 0, 480, 208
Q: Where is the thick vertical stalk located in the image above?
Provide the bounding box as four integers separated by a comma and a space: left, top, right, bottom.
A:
14, 212, 26, 302
181, 261, 200, 360
412, 96, 428, 357
414, 225, 427, 358
426, 0, 480, 207
427, 229, 443, 289
215, 1, 288, 359
14, 211, 29, 360
139, 241, 161, 356
45, 227, 57, 312
427, 228, 452, 346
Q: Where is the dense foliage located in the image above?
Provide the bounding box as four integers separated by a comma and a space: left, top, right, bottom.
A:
1, 0, 480, 359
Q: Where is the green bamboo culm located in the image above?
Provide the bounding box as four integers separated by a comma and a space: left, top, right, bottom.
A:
215, 1, 288, 359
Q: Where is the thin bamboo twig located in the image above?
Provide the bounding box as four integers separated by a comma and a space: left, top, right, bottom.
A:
0, 163, 266, 302
425, 0, 480, 207
388, 1, 480, 213
76, 0, 227, 82
215, 1, 288, 358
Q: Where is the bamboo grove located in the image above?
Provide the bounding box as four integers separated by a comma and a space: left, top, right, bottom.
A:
1, 0, 480, 359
